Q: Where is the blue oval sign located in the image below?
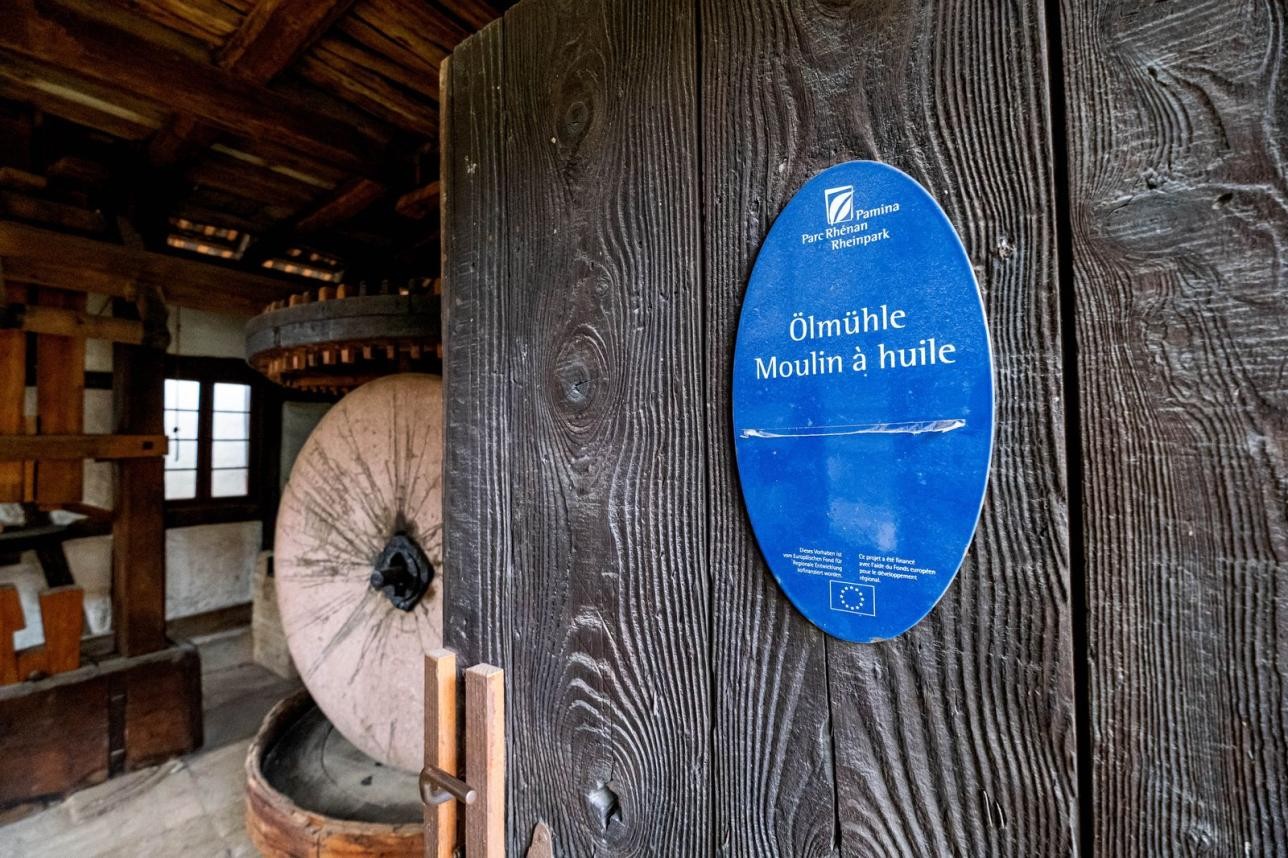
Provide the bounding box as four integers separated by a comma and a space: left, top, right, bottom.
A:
733, 161, 994, 643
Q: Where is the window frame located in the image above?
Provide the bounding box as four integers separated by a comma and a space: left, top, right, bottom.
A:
163, 355, 275, 529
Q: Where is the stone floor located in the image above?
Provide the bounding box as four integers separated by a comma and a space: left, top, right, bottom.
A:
0, 625, 300, 858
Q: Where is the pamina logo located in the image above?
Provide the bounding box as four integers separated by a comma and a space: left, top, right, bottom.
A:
824, 185, 854, 225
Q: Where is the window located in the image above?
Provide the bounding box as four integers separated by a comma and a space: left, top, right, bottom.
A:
163, 357, 273, 526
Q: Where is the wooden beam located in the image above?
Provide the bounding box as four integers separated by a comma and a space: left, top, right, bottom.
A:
0, 167, 46, 192
242, 177, 385, 265
0, 435, 167, 462
0, 52, 166, 141
220, 0, 359, 81
112, 334, 167, 657
2, 302, 146, 344
150, 0, 358, 168
0, 222, 299, 315
295, 178, 385, 233
395, 181, 441, 220
0, 190, 106, 234
0, 0, 386, 174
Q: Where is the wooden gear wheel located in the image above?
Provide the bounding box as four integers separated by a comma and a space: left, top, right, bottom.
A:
274, 374, 443, 772
245, 280, 441, 396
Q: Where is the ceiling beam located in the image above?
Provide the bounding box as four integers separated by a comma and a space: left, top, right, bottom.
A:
1, 0, 386, 175
295, 178, 386, 233
220, 0, 360, 81
150, 0, 360, 167
0, 221, 299, 316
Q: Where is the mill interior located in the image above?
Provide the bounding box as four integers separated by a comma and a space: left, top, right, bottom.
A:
1, 0, 1284, 856
0, 1, 505, 854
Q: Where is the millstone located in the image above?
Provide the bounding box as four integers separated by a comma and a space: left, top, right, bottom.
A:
275, 373, 443, 771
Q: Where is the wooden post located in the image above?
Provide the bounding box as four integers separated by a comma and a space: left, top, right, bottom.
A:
111, 299, 167, 656
34, 288, 86, 506
0, 283, 25, 502
465, 664, 504, 858
424, 650, 458, 858
0, 584, 24, 685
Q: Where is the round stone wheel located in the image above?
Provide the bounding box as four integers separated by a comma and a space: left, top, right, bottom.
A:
275, 373, 443, 772
245, 691, 423, 857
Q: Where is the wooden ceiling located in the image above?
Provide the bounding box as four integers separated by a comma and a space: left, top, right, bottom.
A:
0, 0, 510, 316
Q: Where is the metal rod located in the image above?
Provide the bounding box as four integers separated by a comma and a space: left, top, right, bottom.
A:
419, 765, 477, 806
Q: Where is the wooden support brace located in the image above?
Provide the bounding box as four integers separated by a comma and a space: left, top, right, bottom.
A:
2, 302, 146, 344
0, 434, 168, 461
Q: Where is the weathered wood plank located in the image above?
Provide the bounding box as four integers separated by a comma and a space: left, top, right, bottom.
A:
1060, 0, 1288, 852
443, 1, 712, 852
442, 23, 509, 696
502, 0, 709, 851
702, 1, 1076, 854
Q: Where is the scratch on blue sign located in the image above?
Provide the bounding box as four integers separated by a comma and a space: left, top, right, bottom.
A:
739, 418, 966, 440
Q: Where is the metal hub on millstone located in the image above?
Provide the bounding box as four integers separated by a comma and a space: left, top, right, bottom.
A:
370, 530, 434, 611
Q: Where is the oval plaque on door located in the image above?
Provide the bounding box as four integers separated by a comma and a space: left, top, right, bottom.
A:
732, 160, 995, 643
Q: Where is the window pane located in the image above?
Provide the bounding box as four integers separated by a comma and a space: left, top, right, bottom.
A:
165, 470, 197, 500
166, 440, 198, 470
213, 383, 251, 413
164, 410, 199, 440
212, 440, 248, 468
211, 468, 248, 498
212, 411, 249, 440
164, 379, 200, 411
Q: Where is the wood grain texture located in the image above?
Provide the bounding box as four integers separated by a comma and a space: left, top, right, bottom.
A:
441, 23, 509, 674
442, 1, 713, 853
701, 1, 1077, 854
1061, 0, 1288, 852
